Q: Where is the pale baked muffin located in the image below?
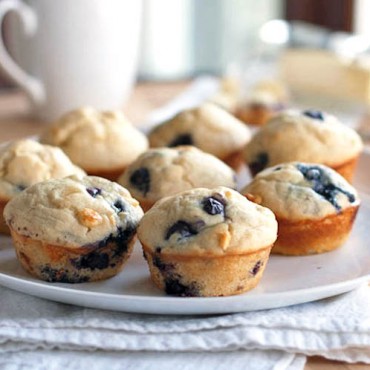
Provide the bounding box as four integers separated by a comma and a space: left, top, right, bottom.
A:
118, 146, 236, 211
41, 107, 148, 180
242, 162, 360, 255
148, 103, 251, 170
138, 187, 277, 297
208, 76, 240, 112
244, 109, 363, 181
235, 91, 283, 126
4, 175, 143, 283
235, 80, 288, 126
0, 139, 85, 234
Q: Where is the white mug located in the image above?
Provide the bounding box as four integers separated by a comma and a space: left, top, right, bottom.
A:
0, 0, 142, 121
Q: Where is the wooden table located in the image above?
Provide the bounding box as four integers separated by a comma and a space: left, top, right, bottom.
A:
0, 82, 367, 370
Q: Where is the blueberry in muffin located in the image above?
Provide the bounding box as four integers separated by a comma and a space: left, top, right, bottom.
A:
118, 146, 236, 211
244, 109, 363, 181
148, 103, 251, 170
242, 162, 360, 255
4, 175, 143, 283
0, 139, 85, 234
137, 186, 277, 297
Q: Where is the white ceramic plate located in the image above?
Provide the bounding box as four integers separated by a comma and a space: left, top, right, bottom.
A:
0, 151, 369, 315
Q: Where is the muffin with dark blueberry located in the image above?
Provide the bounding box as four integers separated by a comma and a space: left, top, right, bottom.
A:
137, 187, 277, 297
244, 110, 363, 181
40, 107, 148, 180
4, 175, 143, 283
0, 139, 85, 234
148, 103, 251, 170
242, 162, 360, 255
117, 146, 236, 211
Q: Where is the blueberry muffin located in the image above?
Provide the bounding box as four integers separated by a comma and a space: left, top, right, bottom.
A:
137, 187, 277, 297
41, 107, 149, 180
235, 80, 288, 126
118, 146, 236, 211
242, 162, 360, 255
4, 175, 143, 283
148, 103, 251, 170
244, 110, 363, 181
0, 139, 85, 234
234, 91, 284, 126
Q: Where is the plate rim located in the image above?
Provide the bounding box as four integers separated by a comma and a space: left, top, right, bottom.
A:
0, 265, 369, 315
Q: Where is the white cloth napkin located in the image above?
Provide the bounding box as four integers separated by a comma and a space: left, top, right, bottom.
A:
0, 346, 305, 370
2, 284, 370, 369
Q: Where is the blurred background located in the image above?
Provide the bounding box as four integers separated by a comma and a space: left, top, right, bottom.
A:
134, 0, 370, 138
1, 0, 370, 138
1, 0, 369, 84
138, 0, 368, 80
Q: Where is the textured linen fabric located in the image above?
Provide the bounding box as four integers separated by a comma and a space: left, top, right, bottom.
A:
0, 348, 306, 370
0, 285, 370, 369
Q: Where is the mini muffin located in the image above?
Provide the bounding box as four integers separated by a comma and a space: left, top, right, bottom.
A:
235, 80, 288, 126
118, 146, 236, 211
148, 103, 251, 170
208, 76, 241, 112
234, 91, 284, 126
137, 187, 277, 297
4, 175, 143, 283
41, 107, 148, 180
244, 109, 363, 181
0, 139, 85, 234
242, 162, 360, 255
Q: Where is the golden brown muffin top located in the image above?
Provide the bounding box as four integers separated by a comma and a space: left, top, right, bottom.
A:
0, 139, 85, 199
242, 162, 360, 220
4, 175, 143, 247
118, 146, 236, 204
244, 110, 363, 171
41, 107, 148, 172
138, 186, 277, 256
149, 103, 251, 159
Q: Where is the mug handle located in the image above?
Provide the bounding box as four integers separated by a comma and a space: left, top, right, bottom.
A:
0, 0, 44, 104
